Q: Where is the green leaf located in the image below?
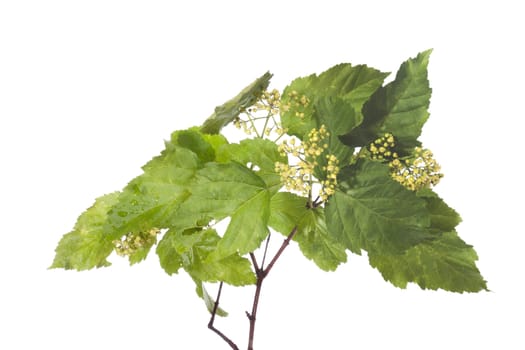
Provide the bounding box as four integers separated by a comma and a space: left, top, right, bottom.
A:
176, 127, 226, 163
369, 230, 488, 293
215, 189, 270, 259
269, 192, 347, 271
280, 78, 317, 138
50, 192, 120, 270
200, 72, 273, 134
193, 279, 228, 317
105, 129, 223, 240
325, 159, 432, 255
156, 229, 184, 274
157, 228, 256, 286
313, 96, 361, 172
171, 162, 271, 259
281, 63, 388, 138
216, 138, 285, 192
341, 50, 432, 150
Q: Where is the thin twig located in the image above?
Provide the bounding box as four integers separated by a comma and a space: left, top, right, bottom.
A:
208, 282, 239, 350
260, 233, 271, 270
249, 252, 260, 275
263, 226, 297, 277
247, 226, 298, 350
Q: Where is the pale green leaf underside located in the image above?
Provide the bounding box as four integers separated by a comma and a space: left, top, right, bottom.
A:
200, 72, 273, 134
369, 230, 487, 293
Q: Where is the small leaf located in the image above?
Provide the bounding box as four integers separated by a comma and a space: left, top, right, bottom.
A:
369, 230, 488, 293
157, 229, 256, 286
201, 282, 228, 317
191, 278, 228, 317
200, 72, 273, 134
325, 159, 432, 255
176, 127, 224, 163
50, 192, 120, 270
269, 192, 347, 271
155, 229, 184, 275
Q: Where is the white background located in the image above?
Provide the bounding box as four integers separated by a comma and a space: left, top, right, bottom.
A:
1, 1, 523, 349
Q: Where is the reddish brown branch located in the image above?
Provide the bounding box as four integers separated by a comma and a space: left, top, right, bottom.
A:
207, 282, 239, 350
249, 252, 261, 275
262, 226, 297, 277
260, 233, 272, 270
247, 226, 298, 350
208, 227, 298, 350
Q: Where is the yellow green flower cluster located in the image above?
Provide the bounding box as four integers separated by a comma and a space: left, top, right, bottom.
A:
389, 147, 443, 191
112, 228, 160, 257
233, 89, 287, 137
320, 154, 340, 201
368, 133, 398, 161
281, 90, 310, 119
275, 125, 340, 202
233, 118, 256, 135
252, 89, 281, 115
274, 161, 314, 196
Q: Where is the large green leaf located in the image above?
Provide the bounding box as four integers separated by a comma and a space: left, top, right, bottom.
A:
170, 162, 271, 260
50, 192, 120, 270
200, 72, 273, 134
52, 128, 226, 270
157, 228, 256, 286
269, 192, 347, 271
216, 138, 285, 192
325, 159, 432, 255
341, 50, 432, 150
369, 230, 488, 293
281, 63, 388, 139
105, 129, 224, 239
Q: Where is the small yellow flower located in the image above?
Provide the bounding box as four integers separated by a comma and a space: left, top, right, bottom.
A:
367, 133, 398, 161
275, 125, 339, 201
388, 146, 443, 191
113, 228, 160, 257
